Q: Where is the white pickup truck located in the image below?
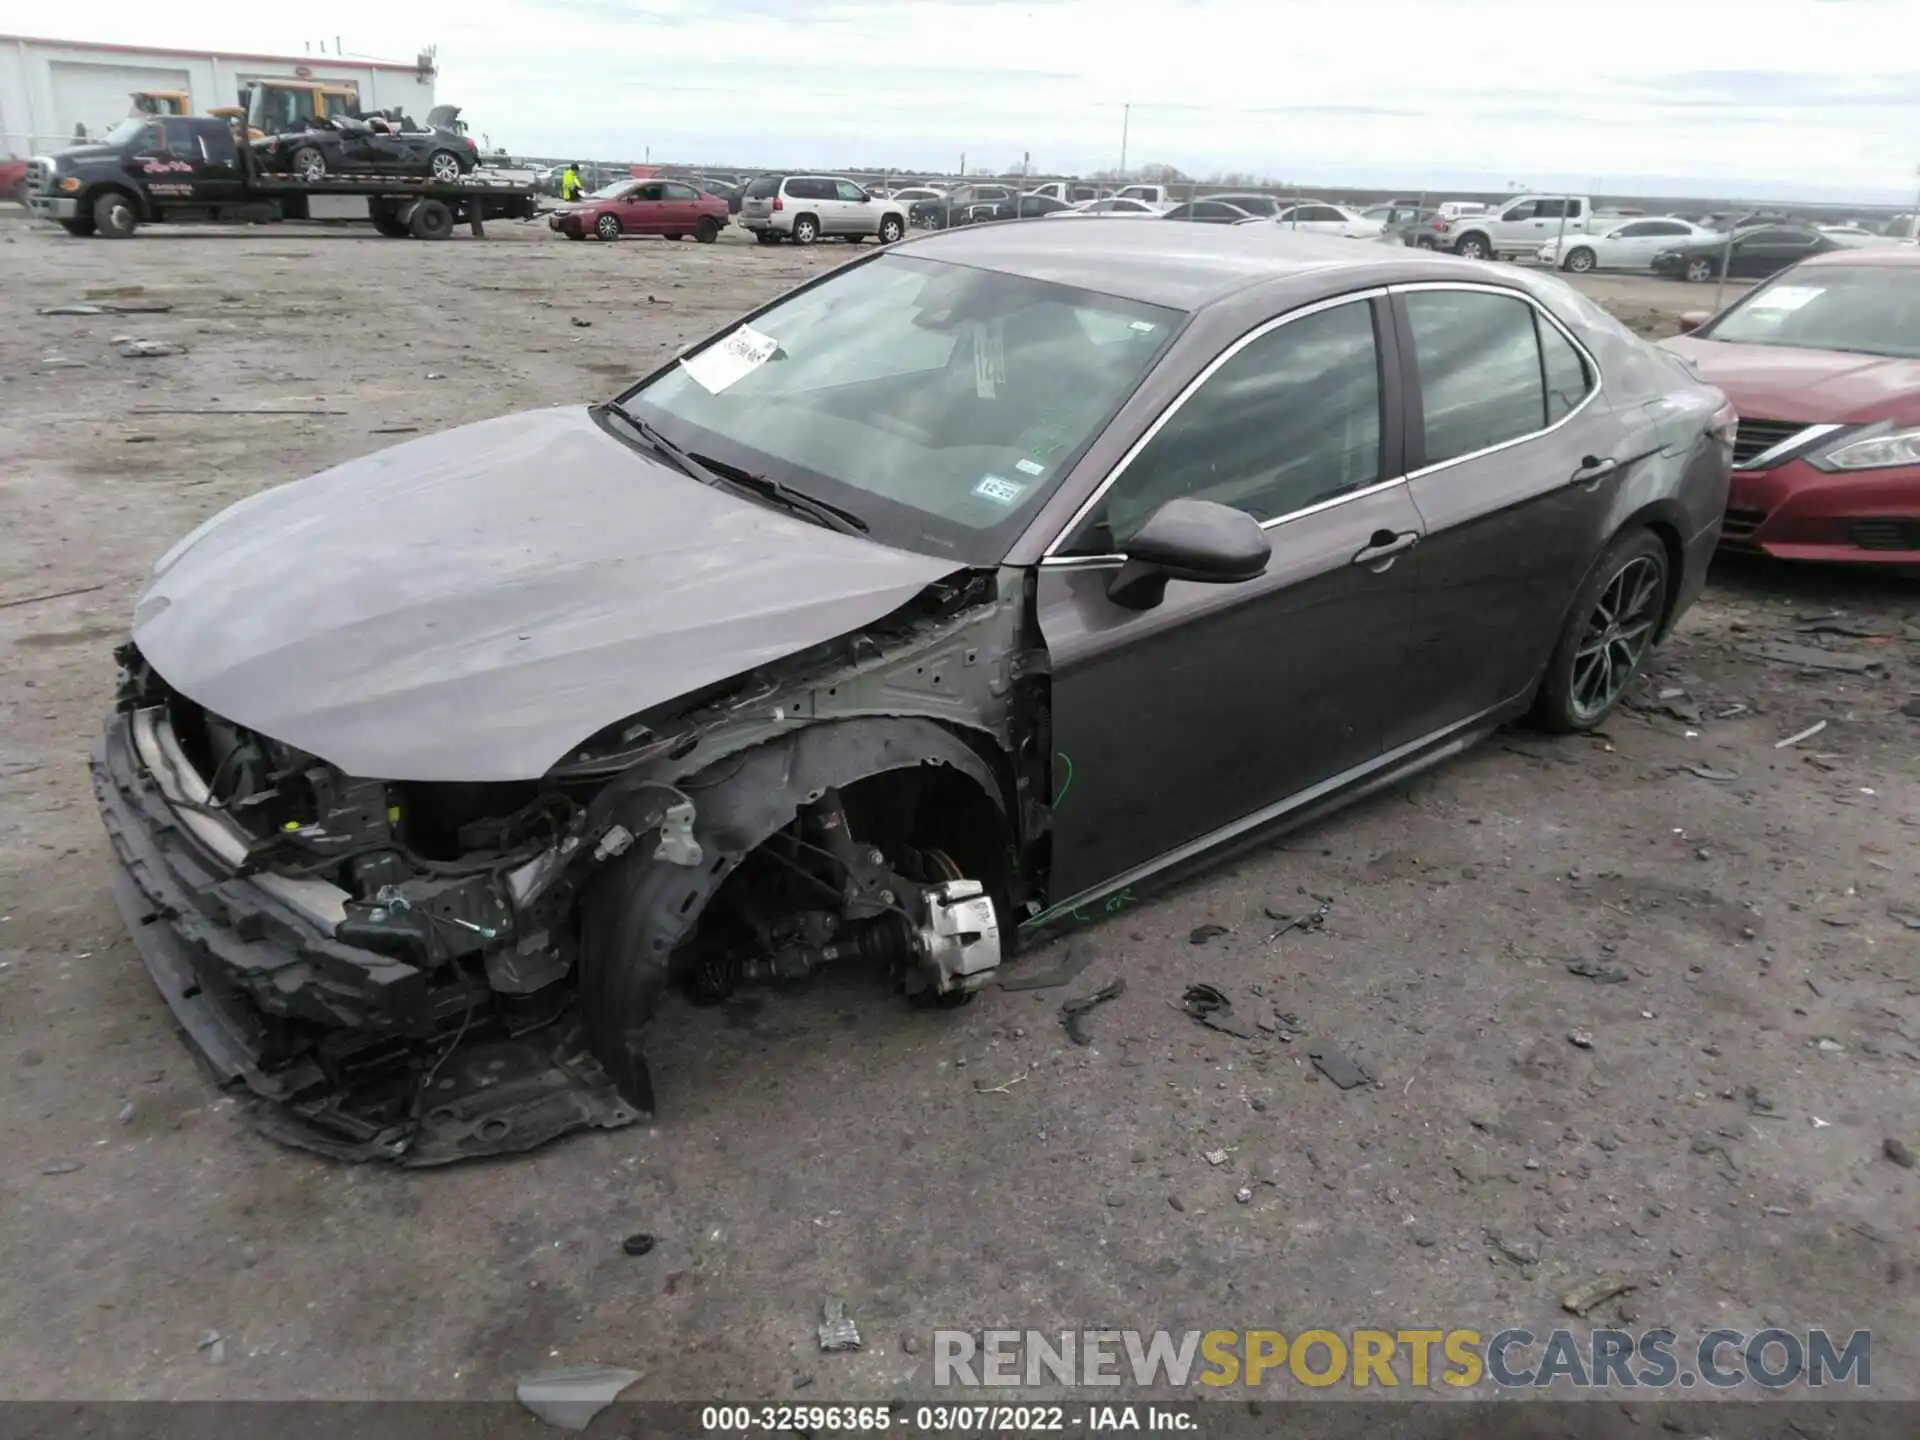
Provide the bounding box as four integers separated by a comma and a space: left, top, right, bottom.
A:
1436, 195, 1595, 261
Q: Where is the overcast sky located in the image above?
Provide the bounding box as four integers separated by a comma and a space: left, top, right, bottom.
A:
18, 0, 1920, 201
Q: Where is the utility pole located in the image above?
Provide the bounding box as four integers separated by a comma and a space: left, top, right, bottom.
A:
1119, 103, 1130, 176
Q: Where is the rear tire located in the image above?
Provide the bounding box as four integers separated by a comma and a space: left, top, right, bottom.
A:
1454, 232, 1490, 261
790, 213, 818, 244
92, 191, 137, 239
694, 216, 719, 243
596, 213, 622, 241
427, 149, 462, 184
1532, 529, 1669, 733
409, 198, 454, 240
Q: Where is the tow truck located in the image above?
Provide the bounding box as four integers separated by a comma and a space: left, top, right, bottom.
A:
24, 113, 537, 240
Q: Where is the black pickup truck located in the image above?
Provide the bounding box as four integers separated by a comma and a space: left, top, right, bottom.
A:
26, 114, 537, 240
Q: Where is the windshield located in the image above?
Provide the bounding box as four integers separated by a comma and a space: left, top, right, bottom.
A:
616, 254, 1180, 562
588, 181, 636, 200
1703, 265, 1920, 358
100, 118, 154, 148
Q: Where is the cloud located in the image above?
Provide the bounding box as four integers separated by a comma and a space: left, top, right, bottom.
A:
13, 0, 1918, 200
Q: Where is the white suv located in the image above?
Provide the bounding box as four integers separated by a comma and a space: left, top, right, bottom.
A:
740, 174, 908, 246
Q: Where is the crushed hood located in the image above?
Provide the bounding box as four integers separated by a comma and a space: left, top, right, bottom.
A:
1662, 336, 1920, 426
132, 406, 962, 782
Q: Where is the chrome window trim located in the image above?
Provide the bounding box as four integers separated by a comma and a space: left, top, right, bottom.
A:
1039, 287, 1391, 561
1735, 422, 1845, 472
1388, 280, 1604, 481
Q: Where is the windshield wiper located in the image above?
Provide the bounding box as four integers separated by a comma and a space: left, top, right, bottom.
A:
600, 402, 868, 536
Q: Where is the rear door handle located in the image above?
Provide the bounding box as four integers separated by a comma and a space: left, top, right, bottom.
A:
1570, 456, 1620, 487
1351, 529, 1420, 571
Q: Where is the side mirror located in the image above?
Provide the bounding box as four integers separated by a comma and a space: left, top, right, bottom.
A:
1677, 311, 1709, 334
1106, 498, 1271, 611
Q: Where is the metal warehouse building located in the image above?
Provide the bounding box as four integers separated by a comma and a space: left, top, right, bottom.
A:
0, 33, 437, 159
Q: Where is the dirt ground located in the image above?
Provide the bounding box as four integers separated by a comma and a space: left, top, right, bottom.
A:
0, 210, 1915, 1407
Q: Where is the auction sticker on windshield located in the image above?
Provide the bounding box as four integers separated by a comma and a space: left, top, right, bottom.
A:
682, 324, 780, 393
973, 474, 1028, 505
1747, 285, 1820, 312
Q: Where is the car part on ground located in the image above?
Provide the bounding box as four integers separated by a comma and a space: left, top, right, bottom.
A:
91, 224, 1731, 1163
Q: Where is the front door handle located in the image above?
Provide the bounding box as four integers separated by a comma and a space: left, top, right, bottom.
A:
1351, 529, 1419, 571
1570, 455, 1620, 487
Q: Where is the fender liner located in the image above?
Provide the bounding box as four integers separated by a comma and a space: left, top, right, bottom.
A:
580, 718, 1007, 1110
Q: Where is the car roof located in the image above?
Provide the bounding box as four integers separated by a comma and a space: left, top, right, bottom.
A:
893, 219, 1458, 310
1799, 246, 1920, 269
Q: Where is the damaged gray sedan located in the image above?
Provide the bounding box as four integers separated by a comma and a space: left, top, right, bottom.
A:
94, 223, 1733, 1163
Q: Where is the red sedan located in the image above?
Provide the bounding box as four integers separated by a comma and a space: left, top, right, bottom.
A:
1662, 248, 1920, 564
549, 178, 728, 243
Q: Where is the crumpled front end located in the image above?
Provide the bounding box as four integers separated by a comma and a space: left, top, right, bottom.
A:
91, 648, 638, 1164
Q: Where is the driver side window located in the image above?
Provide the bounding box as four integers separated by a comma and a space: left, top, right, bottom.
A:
1071, 299, 1383, 549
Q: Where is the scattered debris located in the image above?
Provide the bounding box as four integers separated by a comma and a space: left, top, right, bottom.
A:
971, 1065, 1031, 1096
1885, 1138, 1916, 1170
1307, 1043, 1371, 1090
1887, 908, 1920, 931
1813, 1037, 1845, 1054
1740, 643, 1882, 675
1743, 1086, 1777, 1118
1561, 1273, 1637, 1316
1796, 617, 1892, 639
997, 945, 1092, 992
1775, 720, 1830, 749
792, 1372, 813, 1390
39, 303, 106, 315
1567, 1027, 1595, 1049
0, 582, 107, 612
1485, 1230, 1540, 1267
39, 1160, 83, 1176
127, 406, 347, 416
621, 1233, 656, 1257
196, 1330, 226, 1365
818, 1297, 862, 1352
1811, 1116, 1832, 1130
116, 338, 183, 358
369, 425, 420, 435
1180, 982, 1256, 1038
1059, 978, 1125, 1046
1188, 923, 1229, 945
1264, 894, 1332, 943
1566, 960, 1629, 984
39, 356, 89, 369
571, 317, 593, 327
1234, 1186, 1253, 1205
40, 300, 173, 315
1168, 1195, 1186, 1212
1204, 1149, 1229, 1166
515, 1367, 642, 1431
1677, 763, 1741, 783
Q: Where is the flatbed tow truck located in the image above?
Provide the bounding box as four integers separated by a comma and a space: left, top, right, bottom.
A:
25, 114, 538, 240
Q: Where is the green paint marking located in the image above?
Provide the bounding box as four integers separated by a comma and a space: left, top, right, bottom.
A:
1052, 751, 1074, 808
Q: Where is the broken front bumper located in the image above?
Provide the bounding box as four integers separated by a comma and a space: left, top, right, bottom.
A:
91, 707, 635, 1164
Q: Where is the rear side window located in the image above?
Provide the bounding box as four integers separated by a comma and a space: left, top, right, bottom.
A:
835, 180, 866, 202
1404, 290, 1552, 464
745, 176, 781, 198
663, 182, 700, 200
1539, 319, 1592, 423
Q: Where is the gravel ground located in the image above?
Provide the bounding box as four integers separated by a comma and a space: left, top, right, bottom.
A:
0, 210, 1914, 1406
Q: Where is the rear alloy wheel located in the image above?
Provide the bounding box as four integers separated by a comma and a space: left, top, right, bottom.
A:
596, 213, 622, 241
1564, 246, 1596, 273
694, 216, 719, 243
427, 150, 462, 184
1454, 234, 1490, 261
1684, 257, 1714, 283
878, 215, 904, 244
791, 214, 818, 244
1533, 530, 1669, 732
291, 146, 327, 182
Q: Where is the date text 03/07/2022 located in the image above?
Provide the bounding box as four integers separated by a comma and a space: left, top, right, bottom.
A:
699, 1404, 1196, 1432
